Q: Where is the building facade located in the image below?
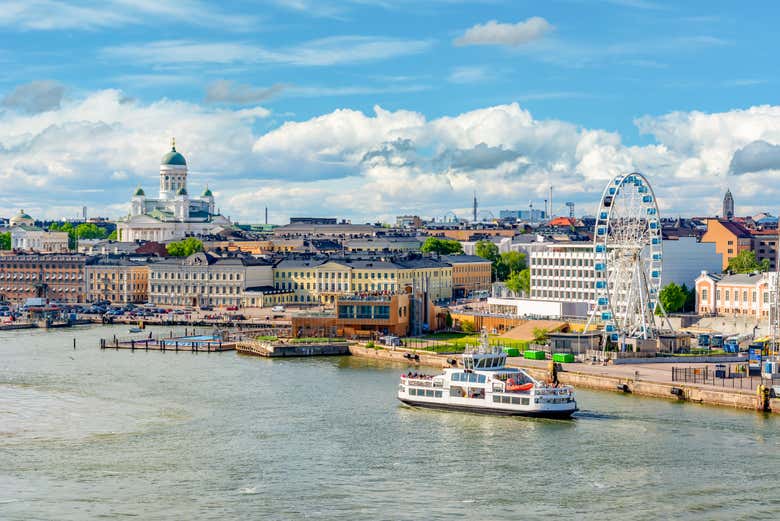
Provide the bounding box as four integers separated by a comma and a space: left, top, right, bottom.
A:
528, 242, 596, 306
701, 219, 753, 271
273, 257, 453, 305
148, 252, 273, 308
0, 252, 86, 303
291, 293, 411, 338
85, 257, 154, 304
116, 140, 232, 242
440, 255, 493, 298
695, 271, 772, 318
10, 226, 69, 252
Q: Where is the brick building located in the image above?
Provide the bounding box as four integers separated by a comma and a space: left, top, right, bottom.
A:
0, 252, 86, 304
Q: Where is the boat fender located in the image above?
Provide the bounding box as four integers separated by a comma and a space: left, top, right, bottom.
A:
617, 383, 630, 393
670, 387, 683, 397
414, 354, 420, 361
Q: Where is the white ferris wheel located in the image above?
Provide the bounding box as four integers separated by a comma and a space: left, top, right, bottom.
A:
586, 172, 671, 343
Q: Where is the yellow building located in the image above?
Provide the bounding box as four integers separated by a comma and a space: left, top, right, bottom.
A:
441, 254, 493, 298
273, 257, 453, 304
85, 258, 152, 304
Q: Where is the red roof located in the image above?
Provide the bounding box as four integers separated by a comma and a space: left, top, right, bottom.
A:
549, 217, 576, 227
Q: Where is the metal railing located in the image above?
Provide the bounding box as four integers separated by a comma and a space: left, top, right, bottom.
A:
671, 365, 764, 389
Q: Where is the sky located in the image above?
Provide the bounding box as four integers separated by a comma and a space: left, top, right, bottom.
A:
1, 0, 780, 224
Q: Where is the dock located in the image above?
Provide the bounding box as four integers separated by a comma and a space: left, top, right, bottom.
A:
237, 340, 350, 357
100, 333, 236, 352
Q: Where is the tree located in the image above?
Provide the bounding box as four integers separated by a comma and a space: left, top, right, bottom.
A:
474, 240, 499, 262
658, 282, 687, 314
532, 327, 549, 344
518, 268, 530, 295
0, 232, 10, 250
107, 230, 117, 240
505, 271, 523, 295
460, 319, 476, 333
727, 250, 770, 274
166, 237, 204, 257
420, 237, 462, 255
495, 251, 526, 281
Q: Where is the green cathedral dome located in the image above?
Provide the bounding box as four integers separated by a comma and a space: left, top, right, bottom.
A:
161, 138, 186, 166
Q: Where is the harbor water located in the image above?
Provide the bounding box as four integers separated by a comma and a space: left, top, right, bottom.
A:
2, 325, 780, 520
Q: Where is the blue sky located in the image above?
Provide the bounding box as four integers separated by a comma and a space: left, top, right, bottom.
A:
1, 0, 780, 223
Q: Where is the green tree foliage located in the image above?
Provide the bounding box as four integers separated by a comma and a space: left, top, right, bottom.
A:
107, 230, 117, 240
727, 250, 770, 273
420, 237, 463, 255
460, 319, 476, 333
504, 267, 531, 295
532, 327, 549, 344
474, 240, 499, 261
48, 222, 112, 250
166, 237, 204, 257
494, 251, 527, 281
0, 231, 10, 250
505, 270, 523, 295
518, 268, 530, 294
658, 282, 687, 314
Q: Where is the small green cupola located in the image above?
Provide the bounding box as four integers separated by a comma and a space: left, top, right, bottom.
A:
176, 186, 188, 196
161, 137, 187, 166
133, 186, 145, 197
202, 185, 213, 197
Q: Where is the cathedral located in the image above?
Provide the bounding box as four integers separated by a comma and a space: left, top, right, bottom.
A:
115, 140, 232, 242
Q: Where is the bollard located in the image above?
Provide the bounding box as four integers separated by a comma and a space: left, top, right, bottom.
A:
73, 338, 76, 350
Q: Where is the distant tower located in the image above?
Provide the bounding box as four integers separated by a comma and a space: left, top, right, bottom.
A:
723, 189, 734, 220
549, 185, 554, 219
82, 206, 87, 221
566, 201, 575, 219
473, 191, 478, 222
265, 206, 268, 225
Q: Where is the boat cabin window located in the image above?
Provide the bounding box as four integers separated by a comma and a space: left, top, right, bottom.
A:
464, 358, 473, 370
450, 386, 465, 397
452, 373, 486, 384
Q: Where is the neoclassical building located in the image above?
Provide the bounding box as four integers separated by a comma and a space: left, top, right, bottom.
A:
115, 140, 232, 242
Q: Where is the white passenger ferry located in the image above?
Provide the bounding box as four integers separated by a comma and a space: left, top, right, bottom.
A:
397, 333, 577, 418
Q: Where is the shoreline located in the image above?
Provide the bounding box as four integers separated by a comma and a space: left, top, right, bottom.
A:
347, 344, 772, 412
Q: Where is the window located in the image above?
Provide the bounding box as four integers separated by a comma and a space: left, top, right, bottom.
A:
701, 288, 708, 300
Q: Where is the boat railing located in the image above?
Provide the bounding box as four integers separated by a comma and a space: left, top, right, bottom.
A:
402, 377, 434, 388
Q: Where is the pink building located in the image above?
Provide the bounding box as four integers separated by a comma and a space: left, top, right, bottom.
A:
695, 270, 772, 318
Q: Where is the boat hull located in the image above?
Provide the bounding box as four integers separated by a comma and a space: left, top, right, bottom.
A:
398, 398, 577, 419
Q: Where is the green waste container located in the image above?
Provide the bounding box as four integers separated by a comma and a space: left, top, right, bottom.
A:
504, 348, 520, 357
524, 350, 546, 360
553, 353, 575, 363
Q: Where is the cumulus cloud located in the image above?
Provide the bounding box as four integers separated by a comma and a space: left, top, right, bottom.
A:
454, 17, 553, 47
205, 81, 287, 105
729, 140, 780, 175
0, 87, 270, 219
6, 85, 780, 223
1, 80, 65, 114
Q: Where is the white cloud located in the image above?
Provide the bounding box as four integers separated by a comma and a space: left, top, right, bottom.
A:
102, 36, 433, 67
1, 80, 65, 113
0, 0, 255, 31
206, 81, 287, 105
454, 17, 553, 47
447, 66, 490, 84
5, 86, 780, 223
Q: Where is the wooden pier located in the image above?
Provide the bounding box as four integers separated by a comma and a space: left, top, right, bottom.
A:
100, 335, 236, 352
237, 340, 350, 357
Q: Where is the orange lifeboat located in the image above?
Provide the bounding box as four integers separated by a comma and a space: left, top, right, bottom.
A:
505, 379, 534, 392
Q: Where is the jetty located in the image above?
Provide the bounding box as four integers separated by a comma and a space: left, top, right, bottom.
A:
100, 331, 237, 352
237, 339, 349, 357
